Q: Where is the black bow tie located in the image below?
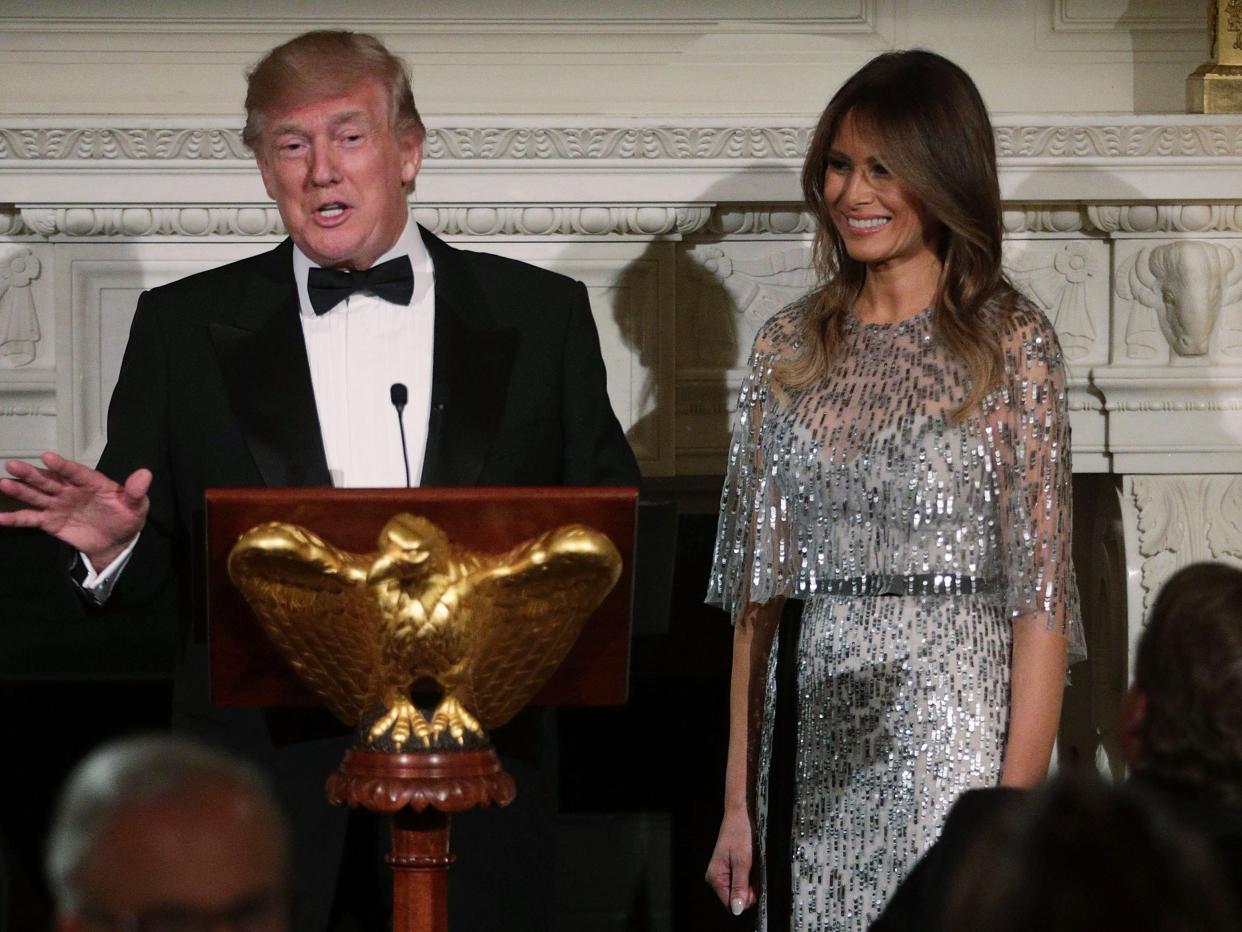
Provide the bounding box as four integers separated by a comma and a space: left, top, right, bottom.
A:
306, 255, 414, 316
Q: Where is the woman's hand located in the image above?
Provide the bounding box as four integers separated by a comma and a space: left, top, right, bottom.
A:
705, 806, 758, 916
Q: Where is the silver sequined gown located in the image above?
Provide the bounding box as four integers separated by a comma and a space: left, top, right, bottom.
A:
706, 297, 1085, 931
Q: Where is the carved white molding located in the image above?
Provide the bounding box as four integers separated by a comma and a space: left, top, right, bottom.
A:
5, 116, 1242, 203
413, 206, 713, 238
425, 127, 813, 161
1086, 205, 1242, 234
0, 248, 42, 367
8, 119, 1242, 164
0, 374, 56, 460
1090, 368, 1242, 474
1126, 475, 1242, 620
2, 205, 714, 240
0, 128, 248, 161
1114, 241, 1242, 365
1004, 204, 1242, 234
1004, 240, 1106, 363
994, 124, 1242, 159
17, 203, 1242, 240
19, 207, 284, 239
709, 206, 816, 236
0, 125, 819, 162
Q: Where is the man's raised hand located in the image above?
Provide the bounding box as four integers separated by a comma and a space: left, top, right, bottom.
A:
0, 452, 150, 570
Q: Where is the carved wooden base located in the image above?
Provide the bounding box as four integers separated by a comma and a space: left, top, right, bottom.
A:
326, 747, 516, 813
326, 748, 517, 932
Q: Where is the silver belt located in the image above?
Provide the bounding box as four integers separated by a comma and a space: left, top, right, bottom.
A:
814, 574, 994, 597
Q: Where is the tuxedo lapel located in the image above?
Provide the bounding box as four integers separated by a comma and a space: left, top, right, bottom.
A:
418, 228, 517, 487
209, 240, 332, 488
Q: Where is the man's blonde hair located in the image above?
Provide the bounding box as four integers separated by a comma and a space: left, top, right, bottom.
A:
242, 30, 425, 154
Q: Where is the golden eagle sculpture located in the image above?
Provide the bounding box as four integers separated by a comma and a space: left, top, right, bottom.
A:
227, 514, 622, 752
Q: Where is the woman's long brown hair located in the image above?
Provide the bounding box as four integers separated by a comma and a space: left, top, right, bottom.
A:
782, 50, 1015, 421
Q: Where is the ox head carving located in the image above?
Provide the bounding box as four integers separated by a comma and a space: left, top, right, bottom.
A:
1122, 241, 1242, 358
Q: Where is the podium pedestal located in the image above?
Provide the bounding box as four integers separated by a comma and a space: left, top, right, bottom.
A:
206, 486, 637, 932
327, 748, 516, 932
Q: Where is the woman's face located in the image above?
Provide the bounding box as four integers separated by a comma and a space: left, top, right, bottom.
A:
821, 113, 938, 272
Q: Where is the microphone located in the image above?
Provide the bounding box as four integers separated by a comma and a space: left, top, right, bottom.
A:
390, 383, 411, 488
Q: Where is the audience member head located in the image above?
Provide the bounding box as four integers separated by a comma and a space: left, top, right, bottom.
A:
790, 49, 1010, 418
242, 30, 425, 153
1124, 560, 1242, 806
940, 772, 1238, 932
46, 734, 290, 932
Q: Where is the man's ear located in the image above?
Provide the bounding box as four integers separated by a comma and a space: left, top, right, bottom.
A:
399, 133, 423, 189
1118, 685, 1149, 770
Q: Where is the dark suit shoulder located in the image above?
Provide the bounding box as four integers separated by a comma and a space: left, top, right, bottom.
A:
456, 247, 580, 295
138, 241, 291, 322
421, 228, 584, 328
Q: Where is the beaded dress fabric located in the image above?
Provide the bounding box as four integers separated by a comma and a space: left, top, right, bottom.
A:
706, 296, 1084, 931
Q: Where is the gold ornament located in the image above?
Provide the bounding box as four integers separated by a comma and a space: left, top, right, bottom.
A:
227, 514, 621, 751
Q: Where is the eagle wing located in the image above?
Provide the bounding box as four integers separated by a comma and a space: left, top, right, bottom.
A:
462, 525, 622, 729
227, 522, 387, 725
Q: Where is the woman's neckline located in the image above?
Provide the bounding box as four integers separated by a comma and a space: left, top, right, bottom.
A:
846, 305, 933, 330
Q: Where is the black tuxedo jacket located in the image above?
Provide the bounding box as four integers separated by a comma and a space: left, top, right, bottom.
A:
96, 225, 639, 618
86, 225, 638, 931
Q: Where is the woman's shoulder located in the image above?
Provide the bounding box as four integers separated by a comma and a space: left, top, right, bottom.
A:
987, 289, 1066, 363
751, 298, 812, 356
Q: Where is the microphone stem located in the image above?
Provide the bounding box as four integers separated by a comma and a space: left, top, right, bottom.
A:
395, 405, 411, 488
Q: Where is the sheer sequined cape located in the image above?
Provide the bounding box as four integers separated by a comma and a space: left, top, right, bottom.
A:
707, 296, 1084, 657
706, 295, 1085, 930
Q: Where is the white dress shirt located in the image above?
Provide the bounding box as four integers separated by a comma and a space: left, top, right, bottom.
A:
81, 213, 434, 597
295, 215, 435, 488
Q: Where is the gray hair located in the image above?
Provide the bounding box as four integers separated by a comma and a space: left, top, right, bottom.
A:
45, 733, 288, 911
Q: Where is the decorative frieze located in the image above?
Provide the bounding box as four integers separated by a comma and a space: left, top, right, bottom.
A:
18, 207, 284, 238
993, 123, 1242, 158
707, 206, 815, 236
1002, 207, 1087, 234
425, 127, 813, 161
413, 205, 713, 238
20, 202, 1242, 239
0, 247, 43, 367
1, 205, 717, 240
1004, 240, 1107, 363
1127, 475, 1242, 616
0, 127, 248, 161
5, 119, 1242, 164
1087, 204, 1242, 233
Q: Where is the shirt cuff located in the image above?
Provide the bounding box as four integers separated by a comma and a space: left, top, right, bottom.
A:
75, 532, 141, 605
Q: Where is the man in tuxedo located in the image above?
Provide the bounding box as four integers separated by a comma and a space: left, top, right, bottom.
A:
1, 29, 638, 931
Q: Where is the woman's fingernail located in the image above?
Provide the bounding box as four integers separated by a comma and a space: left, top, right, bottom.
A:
730, 897, 745, 916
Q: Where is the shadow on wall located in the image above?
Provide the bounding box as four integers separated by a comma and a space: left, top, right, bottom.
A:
612, 166, 809, 488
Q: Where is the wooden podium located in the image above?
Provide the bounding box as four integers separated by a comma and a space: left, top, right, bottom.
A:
205, 486, 637, 932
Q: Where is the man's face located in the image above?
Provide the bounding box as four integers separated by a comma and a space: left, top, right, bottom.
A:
65, 783, 288, 932
256, 79, 421, 270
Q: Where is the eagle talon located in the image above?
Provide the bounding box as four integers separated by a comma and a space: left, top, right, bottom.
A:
369, 696, 431, 750
430, 697, 484, 744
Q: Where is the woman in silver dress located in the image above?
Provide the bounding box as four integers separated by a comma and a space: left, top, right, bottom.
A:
703, 50, 1086, 931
